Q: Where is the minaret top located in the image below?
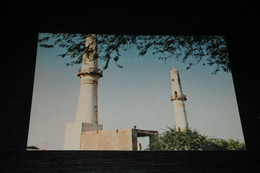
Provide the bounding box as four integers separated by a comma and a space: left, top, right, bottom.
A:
172, 66, 177, 71
170, 66, 187, 101
170, 66, 178, 74
85, 34, 97, 50
77, 34, 103, 78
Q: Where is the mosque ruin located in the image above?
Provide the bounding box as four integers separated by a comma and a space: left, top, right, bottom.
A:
64, 34, 158, 150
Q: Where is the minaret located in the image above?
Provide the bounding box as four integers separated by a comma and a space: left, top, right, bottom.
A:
170, 66, 188, 131
64, 34, 103, 150
75, 34, 103, 124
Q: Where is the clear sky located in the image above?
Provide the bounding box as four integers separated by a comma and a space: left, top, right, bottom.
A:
27, 33, 245, 150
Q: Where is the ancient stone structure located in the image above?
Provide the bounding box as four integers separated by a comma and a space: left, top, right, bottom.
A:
64, 34, 158, 150
64, 34, 103, 150
81, 129, 158, 151
75, 34, 103, 125
170, 66, 188, 130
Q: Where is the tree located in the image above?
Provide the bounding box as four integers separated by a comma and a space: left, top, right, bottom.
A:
149, 128, 246, 151
38, 33, 229, 74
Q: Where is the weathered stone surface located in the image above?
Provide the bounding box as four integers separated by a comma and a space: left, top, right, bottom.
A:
80, 128, 159, 151
75, 34, 102, 124
64, 122, 103, 150
81, 129, 134, 150
82, 123, 103, 131
64, 122, 83, 150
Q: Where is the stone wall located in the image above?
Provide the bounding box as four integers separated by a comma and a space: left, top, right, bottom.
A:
81, 129, 135, 150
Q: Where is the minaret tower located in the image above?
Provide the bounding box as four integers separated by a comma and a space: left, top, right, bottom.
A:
75, 34, 103, 124
170, 66, 188, 131
64, 34, 103, 150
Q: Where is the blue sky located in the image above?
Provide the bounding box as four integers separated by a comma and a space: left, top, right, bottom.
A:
27, 33, 245, 150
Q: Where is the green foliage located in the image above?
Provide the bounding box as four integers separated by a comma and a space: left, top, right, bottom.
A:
38, 33, 229, 74
149, 128, 246, 151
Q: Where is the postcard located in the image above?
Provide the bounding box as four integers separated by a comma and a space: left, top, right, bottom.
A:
27, 33, 245, 151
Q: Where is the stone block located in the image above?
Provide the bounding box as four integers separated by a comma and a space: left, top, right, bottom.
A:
81, 129, 134, 150
64, 122, 103, 150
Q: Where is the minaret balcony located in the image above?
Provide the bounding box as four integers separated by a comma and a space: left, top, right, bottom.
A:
77, 67, 103, 78
170, 94, 187, 101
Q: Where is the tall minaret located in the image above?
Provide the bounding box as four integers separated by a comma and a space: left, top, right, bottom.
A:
75, 34, 103, 124
170, 66, 188, 131
64, 34, 103, 150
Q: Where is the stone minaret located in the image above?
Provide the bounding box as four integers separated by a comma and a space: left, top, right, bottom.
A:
170, 66, 188, 131
75, 34, 103, 124
64, 34, 103, 150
